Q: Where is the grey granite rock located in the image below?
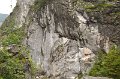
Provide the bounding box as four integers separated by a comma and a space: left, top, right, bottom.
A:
4, 0, 112, 79
24, 0, 109, 78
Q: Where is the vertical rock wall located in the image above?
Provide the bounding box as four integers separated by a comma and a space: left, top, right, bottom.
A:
25, 0, 110, 78
3, 0, 112, 79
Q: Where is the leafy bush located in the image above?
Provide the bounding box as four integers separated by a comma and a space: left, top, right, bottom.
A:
0, 47, 25, 79
89, 46, 120, 79
0, 45, 37, 79
1, 27, 25, 46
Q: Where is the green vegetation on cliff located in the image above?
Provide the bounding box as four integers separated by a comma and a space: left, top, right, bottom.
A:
81, 2, 120, 77
77, 0, 120, 25
89, 46, 120, 79
0, 46, 29, 79
0, 6, 35, 79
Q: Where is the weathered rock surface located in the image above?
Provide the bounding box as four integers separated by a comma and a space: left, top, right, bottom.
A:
10, 0, 35, 28
2, 0, 117, 79
24, 0, 110, 78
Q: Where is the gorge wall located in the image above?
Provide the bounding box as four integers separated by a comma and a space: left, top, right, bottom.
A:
1, 0, 120, 79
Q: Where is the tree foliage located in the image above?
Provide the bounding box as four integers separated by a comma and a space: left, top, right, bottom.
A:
0, 46, 30, 79
89, 46, 120, 79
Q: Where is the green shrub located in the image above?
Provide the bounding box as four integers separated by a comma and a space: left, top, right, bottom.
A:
0, 47, 25, 79
89, 46, 120, 79
0, 46, 36, 79
1, 27, 25, 46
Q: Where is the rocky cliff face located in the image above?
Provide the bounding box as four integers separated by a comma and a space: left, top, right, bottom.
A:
2, 0, 119, 79
25, 0, 110, 78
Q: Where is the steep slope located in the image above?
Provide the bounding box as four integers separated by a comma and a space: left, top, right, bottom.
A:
0, 0, 120, 79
